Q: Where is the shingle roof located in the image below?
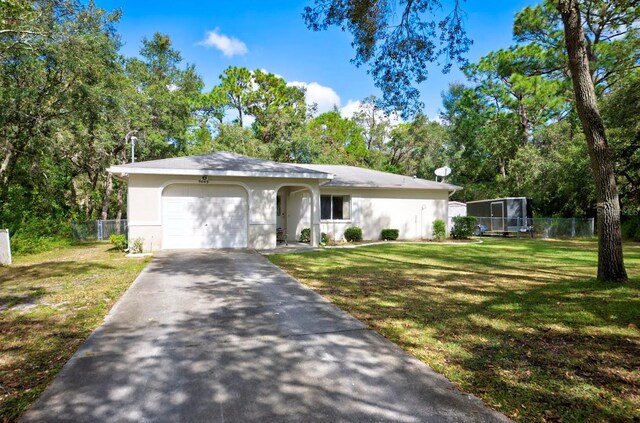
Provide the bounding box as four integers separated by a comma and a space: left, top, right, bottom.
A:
109, 152, 332, 179
109, 151, 461, 191
294, 164, 461, 191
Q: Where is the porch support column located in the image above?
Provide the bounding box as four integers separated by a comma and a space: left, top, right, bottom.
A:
310, 185, 321, 247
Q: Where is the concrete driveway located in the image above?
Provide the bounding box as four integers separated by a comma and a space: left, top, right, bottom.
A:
23, 250, 509, 422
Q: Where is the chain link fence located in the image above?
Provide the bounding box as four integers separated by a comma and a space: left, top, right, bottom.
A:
72, 220, 128, 241
449, 217, 595, 239
529, 218, 595, 239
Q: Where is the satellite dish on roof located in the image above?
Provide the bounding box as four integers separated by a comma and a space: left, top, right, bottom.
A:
434, 166, 452, 177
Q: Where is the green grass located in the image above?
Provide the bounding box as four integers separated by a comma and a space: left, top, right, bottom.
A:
269, 238, 640, 422
0, 243, 150, 422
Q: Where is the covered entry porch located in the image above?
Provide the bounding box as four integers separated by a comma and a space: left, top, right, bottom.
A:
276, 184, 322, 247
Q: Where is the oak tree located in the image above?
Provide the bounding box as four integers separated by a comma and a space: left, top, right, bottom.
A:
304, 0, 635, 281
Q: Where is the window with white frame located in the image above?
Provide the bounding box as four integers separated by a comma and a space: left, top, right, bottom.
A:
321, 195, 351, 220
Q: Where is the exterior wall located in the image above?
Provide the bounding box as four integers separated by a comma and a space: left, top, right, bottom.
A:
126, 172, 450, 250
318, 188, 449, 241
127, 175, 164, 252
126, 174, 321, 251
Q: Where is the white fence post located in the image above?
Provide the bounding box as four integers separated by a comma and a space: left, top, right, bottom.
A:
0, 229, 12, 265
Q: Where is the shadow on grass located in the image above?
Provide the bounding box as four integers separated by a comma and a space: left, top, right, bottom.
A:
0, 261, 114, 309
0, 288, 47, 310
0, 316, 89, 420
0, 260, 114, 284
269, 241, 640, 422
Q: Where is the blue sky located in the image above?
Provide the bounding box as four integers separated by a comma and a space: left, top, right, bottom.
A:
96, 0, 536, 120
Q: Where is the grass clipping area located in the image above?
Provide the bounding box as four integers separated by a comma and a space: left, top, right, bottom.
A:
0, 243, 150, 421
269, 238, 640, 422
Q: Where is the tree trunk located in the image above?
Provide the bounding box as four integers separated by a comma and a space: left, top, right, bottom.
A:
0, 142, 15, 204
71, 177, 86, 218
0, 142, 13, 183
519, 103, 529, 145
115, 182, 124, 221
87, 172, 100, 220
557, 0, 627, 282
100, 171, 113, 220
237, 106, 244, 127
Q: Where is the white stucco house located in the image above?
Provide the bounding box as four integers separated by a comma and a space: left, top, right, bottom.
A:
108, 152, 460, 251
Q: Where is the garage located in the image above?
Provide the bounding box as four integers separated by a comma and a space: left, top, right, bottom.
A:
162, 184, 248, 249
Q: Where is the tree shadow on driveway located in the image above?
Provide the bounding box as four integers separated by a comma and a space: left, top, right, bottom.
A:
21, 250, 509, 423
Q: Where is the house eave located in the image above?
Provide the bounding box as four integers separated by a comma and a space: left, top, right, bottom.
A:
108, 166, 334, 180
320, 184, 462, 191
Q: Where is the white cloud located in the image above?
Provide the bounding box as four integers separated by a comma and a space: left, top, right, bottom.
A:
340, 99, 403, 126
199, 29, 248, 57
386, 112, 404, 127
243, 114, 255, 128
260, 69, 283, 79
288, 81, 341, 115
339, 100, 362, 119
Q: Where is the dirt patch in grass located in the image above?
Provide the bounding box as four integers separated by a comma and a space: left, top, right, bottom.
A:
269, 238, 640, 422
0, 243, 149, 422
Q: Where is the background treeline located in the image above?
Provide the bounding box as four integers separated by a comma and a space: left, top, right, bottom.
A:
1, 0, 638, 251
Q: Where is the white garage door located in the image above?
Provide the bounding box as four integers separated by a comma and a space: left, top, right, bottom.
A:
162, 184, 248, 249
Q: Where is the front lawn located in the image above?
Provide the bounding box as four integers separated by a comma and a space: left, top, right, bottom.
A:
269, 238, 640, 422
0, 243, 150, 421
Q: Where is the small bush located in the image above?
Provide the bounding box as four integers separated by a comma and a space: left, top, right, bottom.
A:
451, 216, 478, 239
129, 237, 144, 254
10, 234, 67, 255
432, 219, 446, 241
381, 228, 399, 240
344, 226, 363, 242
300, 228, 329, 244
10, 217, 72, 255
110, 234, 128, 251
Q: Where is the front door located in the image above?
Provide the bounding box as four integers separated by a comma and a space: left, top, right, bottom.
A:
491, 201, 504, 232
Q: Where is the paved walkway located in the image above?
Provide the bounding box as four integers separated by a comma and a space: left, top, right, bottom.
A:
23, 250, 509, 422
